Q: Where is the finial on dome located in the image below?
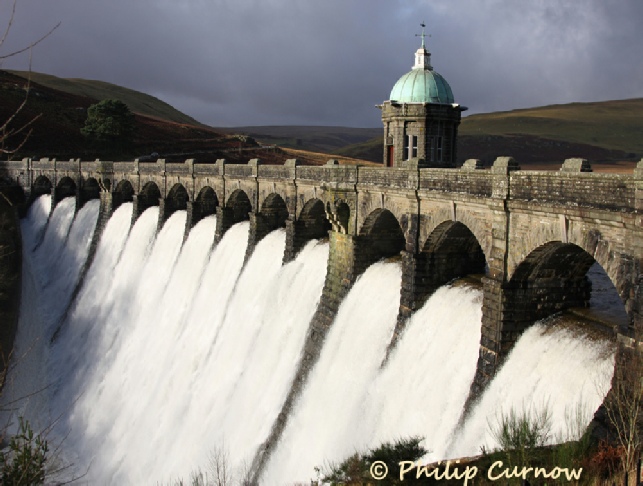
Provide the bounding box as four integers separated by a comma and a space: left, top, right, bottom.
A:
413, 21, 432, 70
415, 21, 428, 49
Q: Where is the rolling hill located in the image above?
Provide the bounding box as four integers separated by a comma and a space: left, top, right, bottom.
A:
0, 70, 373, 166
461, 99, 643, 155
9, 70, 203, 126
3, 69, 641, 170
241, 99, 643, 168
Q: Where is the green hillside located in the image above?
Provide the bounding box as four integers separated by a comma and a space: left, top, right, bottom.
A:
460, 99, 643, 155
8, 70, 203, 127
333, 98, 643, 165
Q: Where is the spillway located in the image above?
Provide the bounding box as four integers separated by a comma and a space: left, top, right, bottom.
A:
2, 195, 616, 485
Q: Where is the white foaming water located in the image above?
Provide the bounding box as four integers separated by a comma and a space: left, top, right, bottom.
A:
20, 194, 51, 248
2, 197, 99, 433
445, 319, 615, 459
263, 261, 403, 485
144, 232, 330, 482
8, 195, 619, 485
361, 285, 483, 461
48, 202, 134, 426
15, 201, 330, 484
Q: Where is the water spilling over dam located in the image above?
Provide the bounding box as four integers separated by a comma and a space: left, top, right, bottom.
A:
1, 194, 619, 484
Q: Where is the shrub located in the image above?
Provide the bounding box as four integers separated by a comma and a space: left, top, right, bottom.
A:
488, 403, 553, 469
318, 436, 427, 485
0, 417, 48, 485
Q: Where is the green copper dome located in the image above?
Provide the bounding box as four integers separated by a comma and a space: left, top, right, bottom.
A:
389, 68, 454, 104
388, 33, 455, 104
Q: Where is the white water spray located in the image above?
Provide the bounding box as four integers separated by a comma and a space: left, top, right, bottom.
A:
263, 261, 403, 485
6, 196, 619, 485
445, 318, 615, 459
2, 197, 99, 433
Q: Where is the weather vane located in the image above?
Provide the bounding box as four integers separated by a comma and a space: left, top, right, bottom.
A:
415, 21, 430, 48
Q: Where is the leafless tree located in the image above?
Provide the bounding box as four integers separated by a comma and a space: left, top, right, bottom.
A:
0, 0, 59, 157
603, 333, 643, 478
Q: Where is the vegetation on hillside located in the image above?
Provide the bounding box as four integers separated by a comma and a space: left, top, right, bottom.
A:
4, 69, 642, 168
81, 99, 136, 152
324, 99, 643, 167
460, 99, 643, 155
8, 70, 203, 127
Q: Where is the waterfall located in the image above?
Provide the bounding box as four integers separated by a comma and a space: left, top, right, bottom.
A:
444, 317, 615, 460
4, 195, 617, 485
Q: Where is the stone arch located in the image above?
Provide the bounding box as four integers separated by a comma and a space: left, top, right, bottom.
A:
336, 203, 350, 233
32, 175, 52, 198
394, 220, 488, 328
165, 183, 189, 214
501, 241, 633, 346
283, 198, 331, 263
139, 181, 161, 208
196, 186, 219, 218
55, 176, 77, 202
416, 221, 487, 284
80, 177, 101, 204
113, 179, 135, 209
326, 201, 351, 234
421, 220, 487, 280
569, 229, 637, 319
489, 240, 633, 398
227, 189, 252, 223
299, 198, 331, 240
260, 193, 289, 231
357, 208, 405, 270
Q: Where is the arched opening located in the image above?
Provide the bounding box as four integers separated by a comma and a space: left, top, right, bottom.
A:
504, 241, 629, 338
114, 179, 135, 203
55, 176, 77, 202
298, 198, 331, 241
32, 176, 52, 198
166, 183, 189, 214
196, 186, 219, 218
283, 198, 331, 263
260, 193, 289, 231
358, 208, 405, 270
509, 242, 594, 319
81, 177, 101, 203
421, 221, 487, 284
336, 202, 350, 233
227, 189, 252, 224
138, 181, 161, 209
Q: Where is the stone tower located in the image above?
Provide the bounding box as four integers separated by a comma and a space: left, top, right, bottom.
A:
378, 26, 467, 168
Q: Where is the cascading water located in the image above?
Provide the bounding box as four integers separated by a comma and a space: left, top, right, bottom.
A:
262, 261, 404, 484
3, 195, 618, 485
444, 318, 615, 460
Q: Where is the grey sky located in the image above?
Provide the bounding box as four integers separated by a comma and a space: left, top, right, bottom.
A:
2, 0, 642, 127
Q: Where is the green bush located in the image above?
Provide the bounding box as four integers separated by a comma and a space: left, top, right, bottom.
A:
0, 417, 48, 485
81, 99, 135, 150
489, 403, 553, 468
318, 436, 427, 485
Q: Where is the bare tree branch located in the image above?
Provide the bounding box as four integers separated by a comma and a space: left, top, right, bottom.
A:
603, 335, 643, 476
0, 0, 18, 51
0, 0, 60, 157
0, 0, 60, 62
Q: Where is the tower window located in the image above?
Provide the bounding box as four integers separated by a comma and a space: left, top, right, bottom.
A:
436, 136, 443, 162
405, 135, 418, 160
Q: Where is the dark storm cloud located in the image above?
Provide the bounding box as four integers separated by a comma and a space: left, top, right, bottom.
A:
1, 0, 642, 127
